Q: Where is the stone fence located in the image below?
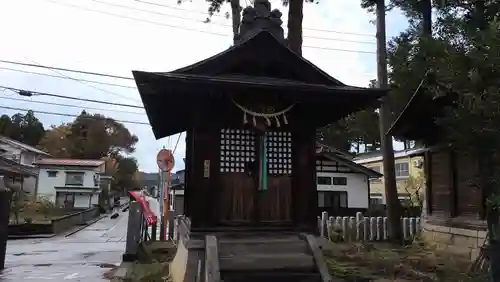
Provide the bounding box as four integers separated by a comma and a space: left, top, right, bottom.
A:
318, 211, 422, 242
9, 207, 100, 236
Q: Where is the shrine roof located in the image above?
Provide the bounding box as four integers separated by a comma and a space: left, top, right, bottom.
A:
133, 30, 386, 138
388, 84, 456, 142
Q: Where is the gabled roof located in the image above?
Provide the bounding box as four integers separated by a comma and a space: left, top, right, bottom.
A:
35, 158, 105, 167
316, 141, 355, 159
318, 151, 382, 178
0, 135, 49, 156
170, 31, 343, 85
133, 30, 386, 138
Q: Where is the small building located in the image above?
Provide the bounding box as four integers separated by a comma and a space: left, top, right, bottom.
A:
133, 0, 386, 232
389, 82, 485, 260
315, 142, 381, 216
35, 158, 105, 209
354, 148, 426, 206
0, 135, 50, 196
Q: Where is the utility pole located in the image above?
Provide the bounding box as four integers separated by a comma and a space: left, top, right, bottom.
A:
376, 0, 403, 242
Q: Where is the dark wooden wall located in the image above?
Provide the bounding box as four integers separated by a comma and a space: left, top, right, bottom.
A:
184, 117, 318, 231
425, 148, 485, 223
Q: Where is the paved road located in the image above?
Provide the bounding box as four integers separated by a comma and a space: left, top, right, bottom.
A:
1, 210, 128, 281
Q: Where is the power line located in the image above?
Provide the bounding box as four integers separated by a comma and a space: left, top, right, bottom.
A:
25, 57, 141, 102
172, 132, 182, 154
0, 105, 150, 126
0, 66, 136, 89
134, 0, 374, 37
93, 0, 376, 45
0, 86, 144, 109
0, 96, 146, 115
46, 0, 376, 54
0, 59, 134, 80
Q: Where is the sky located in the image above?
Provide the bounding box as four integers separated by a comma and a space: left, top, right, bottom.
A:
0, 0, 408, 173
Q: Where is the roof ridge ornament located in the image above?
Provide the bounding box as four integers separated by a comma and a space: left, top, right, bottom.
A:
237, 0, 284, 44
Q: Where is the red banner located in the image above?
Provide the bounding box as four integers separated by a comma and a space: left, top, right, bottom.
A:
129, 191, 157, 226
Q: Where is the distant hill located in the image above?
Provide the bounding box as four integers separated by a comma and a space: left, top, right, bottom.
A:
139, 172, 159, 187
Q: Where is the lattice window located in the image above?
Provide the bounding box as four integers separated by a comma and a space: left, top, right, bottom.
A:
266, 131, 292, 175
219, 129, 256, 173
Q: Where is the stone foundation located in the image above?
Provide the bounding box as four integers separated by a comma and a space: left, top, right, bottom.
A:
422, 222, 487, 260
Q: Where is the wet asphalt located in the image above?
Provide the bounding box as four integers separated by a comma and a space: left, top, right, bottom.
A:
0, 210, 128, 281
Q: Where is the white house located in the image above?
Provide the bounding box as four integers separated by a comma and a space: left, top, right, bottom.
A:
0, 135, 50, 195
315, 142, 382, 216
35, 158, 105, 209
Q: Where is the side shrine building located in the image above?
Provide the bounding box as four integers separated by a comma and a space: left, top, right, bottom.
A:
133, 0, 386, 233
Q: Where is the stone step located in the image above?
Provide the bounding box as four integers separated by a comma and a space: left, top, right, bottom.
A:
219, 240, 309, 256
218, 235, 310, 255
221, 271, 323, 282
219, 252, 316, 271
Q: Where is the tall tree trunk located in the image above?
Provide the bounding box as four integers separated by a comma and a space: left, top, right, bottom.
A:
376, 0, 403, 243
287, 0, 304, 55
421, 0, 432, 36
231, 0, 241, 43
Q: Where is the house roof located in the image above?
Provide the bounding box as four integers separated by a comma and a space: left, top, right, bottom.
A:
318, 151, 383, 178
0, 135, 49, 156
0, 156, 37, 177
35, 158, 105, 167
316, 141, 355, 159
353, 147, 428, 164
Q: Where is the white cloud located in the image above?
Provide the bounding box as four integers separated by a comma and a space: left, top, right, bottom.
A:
0, 0, 407, 172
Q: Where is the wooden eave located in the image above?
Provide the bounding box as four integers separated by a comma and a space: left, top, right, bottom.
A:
134, 71, 386, 138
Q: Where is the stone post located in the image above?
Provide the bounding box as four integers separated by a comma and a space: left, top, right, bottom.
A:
0, 189, 10, 270
123, 201, 142, 262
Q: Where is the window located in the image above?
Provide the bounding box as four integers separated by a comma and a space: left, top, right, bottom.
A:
317, 176, 331, 185
368, 165, 382, 182
22, 154, 35, 166
47, 171, 58, 177
65, 172, 84, 186
332, 177, 347, 186
370, 198, 384, 205
395, 162, 410, 178
318, 191, 347, 208
369, 193, 384, 206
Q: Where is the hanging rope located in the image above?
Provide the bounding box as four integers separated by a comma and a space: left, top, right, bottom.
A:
231, 98, 295, 127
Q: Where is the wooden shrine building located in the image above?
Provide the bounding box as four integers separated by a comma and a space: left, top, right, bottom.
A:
133, 0, 386, 233
390, 84, 487, 230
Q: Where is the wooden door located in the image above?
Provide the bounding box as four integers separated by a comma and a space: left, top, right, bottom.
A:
217, 129, 257, 224
216, 129, 293, 225
257, 131, 292, 223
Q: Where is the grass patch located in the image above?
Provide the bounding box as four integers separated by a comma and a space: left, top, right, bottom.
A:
323, 241, 488, 281
104, 261, 171, 282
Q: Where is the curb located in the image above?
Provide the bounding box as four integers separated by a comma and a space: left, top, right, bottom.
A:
64, 214, 108, 237
8, 233, 56, 240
